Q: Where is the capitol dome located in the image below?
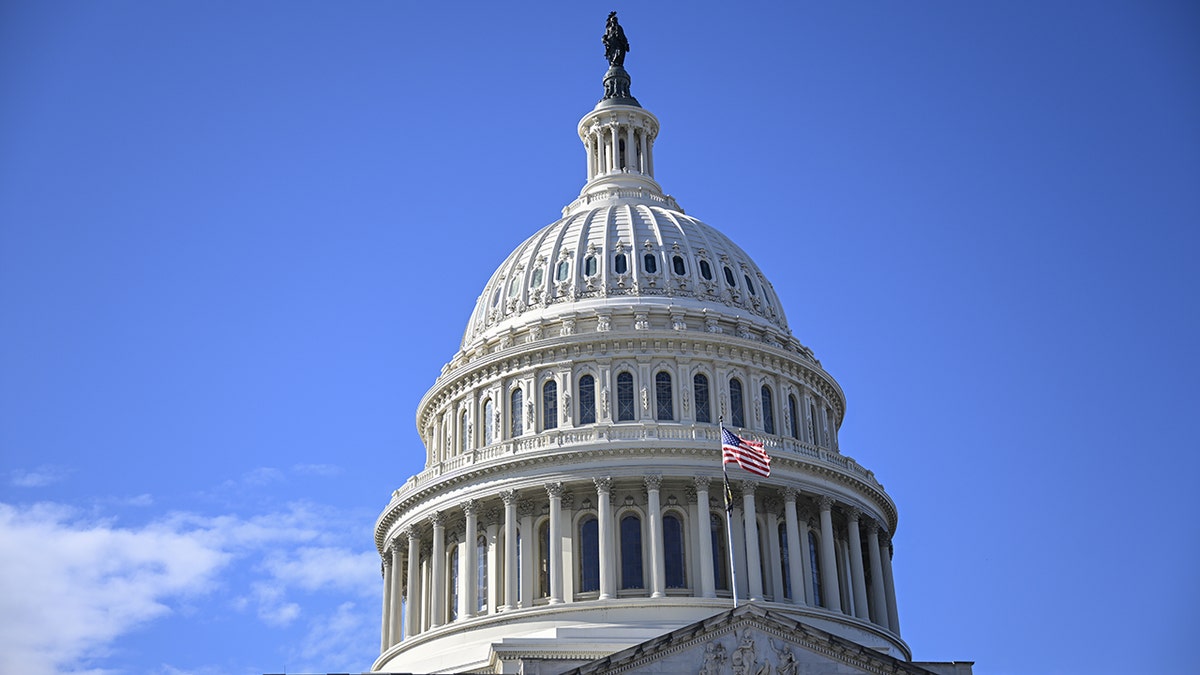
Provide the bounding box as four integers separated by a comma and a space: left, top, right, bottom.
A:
370, 15, 945, 675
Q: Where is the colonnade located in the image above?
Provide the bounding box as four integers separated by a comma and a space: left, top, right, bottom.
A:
379, 475, 900, 652
582, 116, 655, 181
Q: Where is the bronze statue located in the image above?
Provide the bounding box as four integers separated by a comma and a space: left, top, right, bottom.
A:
603, 11, 629, 67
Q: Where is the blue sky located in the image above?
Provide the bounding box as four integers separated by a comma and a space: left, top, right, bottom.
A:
1, 2, 1197, 674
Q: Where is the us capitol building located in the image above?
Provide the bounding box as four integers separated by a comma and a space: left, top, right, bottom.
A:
369, 15, 972, 675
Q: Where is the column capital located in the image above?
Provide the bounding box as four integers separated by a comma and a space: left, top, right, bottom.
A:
782, 486, 799, 502
483, 507, 501, 528
428, 511, 444, 528
741, 479, 759, 495
762, 496, 782, 514
797, 507, 813, 522
403, 526, 419, 541
644, 474, 662, 491
684, 485, 698, 504
846, 506, 862, 523
499, 489, 518, 505
864, 519, 880, 536
518, 498, 537, 518
461, 499, 478, 517
560, 491, 575, 511
546, 481, 564, 499
382, 554, 393, 568
593, 476, 613, 493
693, 475, 712, 490
818, 495, 835, 511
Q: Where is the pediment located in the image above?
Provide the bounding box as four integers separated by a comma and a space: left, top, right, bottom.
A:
560, 604, 940, 675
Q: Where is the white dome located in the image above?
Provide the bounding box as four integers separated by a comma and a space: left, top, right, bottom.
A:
461, 200, 792, 353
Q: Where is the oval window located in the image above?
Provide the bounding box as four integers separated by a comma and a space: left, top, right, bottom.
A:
699, 260, 713, 280
584, 255, 597, 277
643, 254, 657, 274
672, 255, 686, 275
615, 253, 628, 274
744, 274, 756, 295
723, 266, 737, 287
556, 260, 570, 282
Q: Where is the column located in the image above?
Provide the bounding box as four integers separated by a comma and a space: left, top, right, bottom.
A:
645, 474, 666, 598
585, 132, 596, 179
380, 553, 392, 652
865, 520, 889, 627
798, 511, 816, 606
594, 477, 615, 599
730, 500, 748, 600
404, 527, 420, 638
695, 477, 716, 598
546, 482, 564, 603
636, 128, 646, 173
624, 124, 634, 170
485, 510, 500, 614
429, 512, 445, 627
880, 534, 901, 634
741, 480, 764, 602
560, 491, 576, 601
420, 546, 431, 631
461, 500, 478, 619
782, 488, 805, 605
389, 542, 403, 643
764, 499, 783, 601
817, 496, 842, 612
517, 499, 534, 607
846, 508, 869, 620
500, 489, 518, 611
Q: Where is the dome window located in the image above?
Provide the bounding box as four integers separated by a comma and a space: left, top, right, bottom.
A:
643, 254, 657, 274
491, 286, 502, 307
556, 260, 571, 282
584, 255, 598, 277
723, 266, 737, 288
744, 274, 756, 295
531, 266, 544, 288
672, 255, 686, 276
508, 277, 521, 298
699, 259, 713, 281
614, 253, 628, 274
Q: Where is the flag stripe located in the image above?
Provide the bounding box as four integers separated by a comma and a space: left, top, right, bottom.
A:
721, 427, 771, 477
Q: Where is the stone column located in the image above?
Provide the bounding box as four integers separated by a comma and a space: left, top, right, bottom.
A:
485, 510, 500, 614
730, 498, 748, 600
461, 500, 478, 619
764, 498, 783, 601
404, 527, 420, 638
546, 482, 564, 604
381, 554, 392, 651
866, 520, 889, 627
500, 489, 518, 611
817, 496, 842, 612
846, 508, 870, 620
519, 499, 535, 608
645, 474, 666, 598
782, 488, 805, 605
624, 124, 634, 170
694, 477, 716, 598
880, 534, 901, 634
429, 512, 446, 627
389, 542, 403, 643
594, 477, 615, 599
798, 511, 816, 606
585, 132, 596, 179
741, 480, 764, 601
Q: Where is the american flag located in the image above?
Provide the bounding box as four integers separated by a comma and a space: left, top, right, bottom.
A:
721, 426, 770, 477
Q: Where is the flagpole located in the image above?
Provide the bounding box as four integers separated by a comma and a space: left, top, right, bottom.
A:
720, 421, 739, 608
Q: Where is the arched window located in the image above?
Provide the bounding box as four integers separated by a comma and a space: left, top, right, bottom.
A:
511, 388, 524, 437
761, 385, 775, 434
543, 380, 558, 430
460, 409, 470, 452
664, 513, 686, 589
672, 255, 686, 275
483, 399, 495, 446
615, 253, 628, 274
579, 516, 599, 592
579, 374, 596, 424
788, 395, 800, 439
620, 514, 644, 590
538, 520, 550, 598
616, 372, 635, 421
643, 253, 657, 274
778, 523, 792, 600
476, 534, 488, 612
808, 402, 819, 445
711, 513, 729, 591
808, 530, 822, 606
655, 371, 674, 421
730, 378, 745, 429
449, 545, 459, 621
694, 374, 711, 423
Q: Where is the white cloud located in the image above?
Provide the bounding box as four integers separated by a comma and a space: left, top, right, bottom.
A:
0, 499, 380, 675
293, 601, 376, 673
10, 465, 69, 487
